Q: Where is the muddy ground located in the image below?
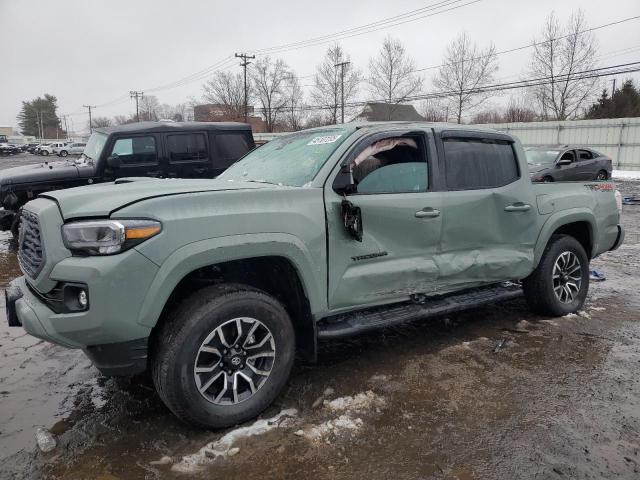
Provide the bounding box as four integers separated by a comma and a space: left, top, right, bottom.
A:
1, 158, 639, 479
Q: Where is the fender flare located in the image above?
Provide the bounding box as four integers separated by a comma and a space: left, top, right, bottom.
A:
533, 208, 596, 267
136, 232, 325, 329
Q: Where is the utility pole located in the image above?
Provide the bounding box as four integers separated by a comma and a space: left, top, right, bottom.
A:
83, 105, 96, 133
235, 53, 255, 122
610, 78, 617, 98
335, 61, 350, 123
62, 115, 70, 139
130, 91, 144, 122
35, 110, 43, 139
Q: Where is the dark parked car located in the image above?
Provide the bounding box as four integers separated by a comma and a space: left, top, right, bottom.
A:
0, 121, 255, 235
0, 144, 21, 156
527, 145, 612, 182
26, 143, 40, 153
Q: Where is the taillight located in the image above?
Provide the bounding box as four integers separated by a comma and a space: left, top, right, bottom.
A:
615, 190, 623, 213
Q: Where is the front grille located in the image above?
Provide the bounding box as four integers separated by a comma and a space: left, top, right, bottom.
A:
18, 210, 45, 278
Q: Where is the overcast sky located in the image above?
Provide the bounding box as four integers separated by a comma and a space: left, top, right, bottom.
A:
1, 0, 639, 131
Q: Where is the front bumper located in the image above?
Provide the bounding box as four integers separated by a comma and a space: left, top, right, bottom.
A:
8, 246, 159, 375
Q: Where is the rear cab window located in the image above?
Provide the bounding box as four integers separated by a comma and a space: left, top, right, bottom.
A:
442, 133, 519, 190
214, 132, 254, 168
167, 133, 208, 162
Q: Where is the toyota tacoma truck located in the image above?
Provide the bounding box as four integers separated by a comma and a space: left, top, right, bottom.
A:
6, 122, 624, 429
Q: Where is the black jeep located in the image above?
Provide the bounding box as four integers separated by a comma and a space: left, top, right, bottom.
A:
0, 121, 255, 235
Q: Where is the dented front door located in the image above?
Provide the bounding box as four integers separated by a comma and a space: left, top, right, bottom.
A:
325, 189, 444, 311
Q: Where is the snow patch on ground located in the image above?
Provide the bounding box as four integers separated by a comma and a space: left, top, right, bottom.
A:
296, 391, 386, 443
170, 409, 298, 473
323, 390, 386, 412
613, 170, 640, 180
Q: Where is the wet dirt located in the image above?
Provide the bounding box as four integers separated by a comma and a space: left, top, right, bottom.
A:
0, 173, 638, 479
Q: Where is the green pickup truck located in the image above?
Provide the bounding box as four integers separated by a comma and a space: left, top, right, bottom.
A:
6, 122, 624, 428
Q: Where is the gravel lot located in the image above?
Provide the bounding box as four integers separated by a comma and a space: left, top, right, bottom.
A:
0, 155, 639, 479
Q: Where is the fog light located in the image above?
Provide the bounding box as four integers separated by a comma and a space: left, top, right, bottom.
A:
78, 290, 88, 308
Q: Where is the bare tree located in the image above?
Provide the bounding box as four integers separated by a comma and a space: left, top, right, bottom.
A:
90, 116, 112, 128
283, 74, 306, 131
311, 44, 360, 124
471, 108, 503, 124
503, 95, 539, 122
138, 95, 160, 121
202, 71, 247, 118
420, 98, 448, 122
433, 32, 498, 124
113, 114, 135, 125
251, 56, 290, 132
528, 10, 598, 120
368, 36, 423, 118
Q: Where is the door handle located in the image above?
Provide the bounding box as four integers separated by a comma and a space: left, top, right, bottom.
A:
504, 203, 531, 212
415, 207, 441, 218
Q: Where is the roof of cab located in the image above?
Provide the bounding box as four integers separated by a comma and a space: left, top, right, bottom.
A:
95, 121, 252, 135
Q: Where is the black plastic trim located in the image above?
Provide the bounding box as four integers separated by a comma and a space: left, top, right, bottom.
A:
84, 337, 149, 376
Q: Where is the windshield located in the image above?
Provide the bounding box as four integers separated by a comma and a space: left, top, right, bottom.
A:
219, 127, 353, 187
526, 149, 560, 165
81, 132, 108, 162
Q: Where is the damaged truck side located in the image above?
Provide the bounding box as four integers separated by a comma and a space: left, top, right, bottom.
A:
6, 122, 624, 428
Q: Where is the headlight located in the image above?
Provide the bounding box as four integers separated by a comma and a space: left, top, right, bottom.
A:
62, 219, 161, 255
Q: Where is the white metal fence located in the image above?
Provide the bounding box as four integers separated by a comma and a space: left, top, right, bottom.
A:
479, 117, 640, 171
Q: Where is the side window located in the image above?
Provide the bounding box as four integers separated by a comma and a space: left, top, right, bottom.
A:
215, 133, 253, 168
167, 133, 207, 162
352, 136, 428, 194
577, 149, 592, 160
110, 136, 157, 164
560, 150, 575, 162
443, 137, 519, 190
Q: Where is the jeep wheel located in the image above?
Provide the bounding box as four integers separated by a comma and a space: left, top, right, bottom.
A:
60, 150, 68, 157
523, 235, 589, 316
42, 150, 49, 156
151, 283, 295, 428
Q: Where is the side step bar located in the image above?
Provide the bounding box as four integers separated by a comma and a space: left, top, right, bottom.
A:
317, 283, 523, 340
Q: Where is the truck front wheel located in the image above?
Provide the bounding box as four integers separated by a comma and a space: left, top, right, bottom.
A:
151, 283, 295, 429
523, 235, 589, 316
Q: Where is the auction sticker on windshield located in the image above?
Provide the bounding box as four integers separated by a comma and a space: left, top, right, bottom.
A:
307, 135, 342, 145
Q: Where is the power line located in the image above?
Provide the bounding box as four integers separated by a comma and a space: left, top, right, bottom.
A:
251, 61, 640, 113
251, 0, 473, 55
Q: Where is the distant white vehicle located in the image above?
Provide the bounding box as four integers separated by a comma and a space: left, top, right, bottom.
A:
57, 142, 86, 157
41, 142, 69, 156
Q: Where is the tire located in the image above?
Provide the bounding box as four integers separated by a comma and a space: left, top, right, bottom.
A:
523, 235, 589, 316
42, 150, 49, 156
151, 283, 295, 429
596, 170, 608, 180
543, 176, 554, 182
60, 150, 68, 157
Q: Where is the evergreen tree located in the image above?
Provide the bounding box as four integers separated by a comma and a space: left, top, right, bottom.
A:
17, 94, 61, 137
585, 80, 640, 119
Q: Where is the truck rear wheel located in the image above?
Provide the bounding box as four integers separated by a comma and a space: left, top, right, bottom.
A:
523, 235, 589, 316
151, 283, 295, 429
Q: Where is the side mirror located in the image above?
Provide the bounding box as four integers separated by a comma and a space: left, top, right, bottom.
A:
557, 158, 572, 166
333, 163, 356, 195
106, 154, 121, 169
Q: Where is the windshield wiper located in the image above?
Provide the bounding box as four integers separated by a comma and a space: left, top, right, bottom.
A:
244, 179, 278, 185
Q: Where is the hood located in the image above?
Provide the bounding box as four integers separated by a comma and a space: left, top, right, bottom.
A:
527, 163, 551, 175
41, 177, 276, 219
0, 160, 82, 185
